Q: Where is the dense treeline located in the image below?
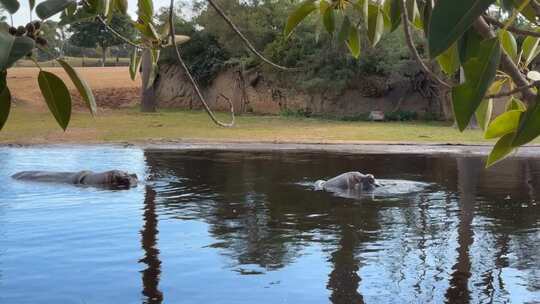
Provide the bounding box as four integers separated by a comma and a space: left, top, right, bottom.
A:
160, 0, 414, 94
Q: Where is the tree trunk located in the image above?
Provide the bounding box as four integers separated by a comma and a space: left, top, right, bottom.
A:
445, 157, 482, 304
140, 49, 157, 112
100, 46, 107, 67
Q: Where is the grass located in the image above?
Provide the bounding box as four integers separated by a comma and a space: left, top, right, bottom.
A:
0, 106, 498, 145
15, 57, 130, 68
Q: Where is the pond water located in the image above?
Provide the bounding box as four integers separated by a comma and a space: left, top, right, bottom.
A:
0, 147, 539, 304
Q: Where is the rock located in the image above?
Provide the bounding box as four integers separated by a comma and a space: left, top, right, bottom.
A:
369, 111, 385, 121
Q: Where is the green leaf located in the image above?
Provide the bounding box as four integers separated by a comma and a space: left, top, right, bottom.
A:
0, 32, 35, 70
322, 5, 335, 34
319, 0, 329, 14
129, 48, 141, 81
113, 0, 128, 14
506, 97, 527, 111
346, 24, 361, 59
57, 59, 96, 116
498, 29, 518, 62
36, 0, 75, 19
475, 98, 493, 131
436, 43, 460, 75
407, 0, 423, 30
38, 71, 72, 130
487, 78, 506, 95
137, 0, 154, 23
367, 4, 385, 47
284, 0, 316, 38
421, 0, 432, 37
458, 28, 483, 64
429, 0, 495, 58
512, 94, 540, 146
98, 0, 111, 17
358, 0, 368, 29
0, 73, 10, 130
338, 16, 351, 43
383, 0, 401, 32
147, 23, 160, 40
521, 35, 540, 67
485, 110, 523, 139
0, 0, 20, 14
486, 133, 516, 167
29, 0, 35, 10
452, 37, 501, 131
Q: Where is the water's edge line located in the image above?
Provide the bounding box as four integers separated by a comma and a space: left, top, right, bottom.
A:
1, 140, 540, 157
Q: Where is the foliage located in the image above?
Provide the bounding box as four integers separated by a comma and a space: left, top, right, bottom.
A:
156, 8, 229, 87
68, 13, 135, 57
284, 0, 540, 166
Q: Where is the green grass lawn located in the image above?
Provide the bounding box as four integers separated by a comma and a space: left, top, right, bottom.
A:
0, 106, 499, 145
15, 57, 130, 68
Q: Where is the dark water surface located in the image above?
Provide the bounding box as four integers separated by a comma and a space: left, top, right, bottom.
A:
0, 147, 538, 304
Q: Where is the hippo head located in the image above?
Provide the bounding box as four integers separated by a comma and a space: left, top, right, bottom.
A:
108, 170, 138, 188
358, 174, 381, 190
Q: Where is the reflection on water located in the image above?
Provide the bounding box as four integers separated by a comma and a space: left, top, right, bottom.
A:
140, 186, 162, 304
0, 148, 539, 303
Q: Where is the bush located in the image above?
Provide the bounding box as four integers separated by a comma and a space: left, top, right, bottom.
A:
384, 110, 418, 121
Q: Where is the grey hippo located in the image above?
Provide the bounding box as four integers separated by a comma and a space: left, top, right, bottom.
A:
315, 171, 380, 192
12, 170, 138, 189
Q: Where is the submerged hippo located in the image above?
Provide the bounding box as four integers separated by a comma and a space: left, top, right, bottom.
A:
12, 170, 138, 189
315, 172, 380, 192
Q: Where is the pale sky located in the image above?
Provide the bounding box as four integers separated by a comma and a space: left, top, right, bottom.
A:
5, 0, 190, 26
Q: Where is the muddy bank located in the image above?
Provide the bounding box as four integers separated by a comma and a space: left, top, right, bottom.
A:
3, 141, 540, 159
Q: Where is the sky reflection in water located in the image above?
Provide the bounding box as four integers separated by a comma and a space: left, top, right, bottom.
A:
0, 147, 538, 304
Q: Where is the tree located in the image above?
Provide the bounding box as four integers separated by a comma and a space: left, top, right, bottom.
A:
68, 13, 136, 66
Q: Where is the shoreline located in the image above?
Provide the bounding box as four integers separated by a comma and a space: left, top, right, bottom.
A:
2, 139, 540, 158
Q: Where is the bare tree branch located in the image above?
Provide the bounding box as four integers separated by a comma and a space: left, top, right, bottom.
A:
206, 0, 299, 71
483, 15, 540, 38
486, 81, 540, 99
473, 17, 537, 103
95, 15, 142, 49
169, 0, 235, 127
400, 0, 451, 89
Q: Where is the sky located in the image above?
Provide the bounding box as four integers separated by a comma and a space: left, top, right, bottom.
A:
5, 0, 186, 26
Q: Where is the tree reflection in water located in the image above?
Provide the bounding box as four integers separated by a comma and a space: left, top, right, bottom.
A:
140, 186, 163, 304
141, 150, 540, 303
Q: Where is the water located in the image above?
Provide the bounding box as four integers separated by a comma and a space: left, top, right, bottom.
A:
0, 147, 538, 304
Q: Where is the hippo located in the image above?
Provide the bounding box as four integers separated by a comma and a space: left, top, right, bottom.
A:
12, 170, 138, 189
315, 172, 380, 193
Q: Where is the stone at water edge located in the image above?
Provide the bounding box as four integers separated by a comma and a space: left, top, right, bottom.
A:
369, 111, 385, 121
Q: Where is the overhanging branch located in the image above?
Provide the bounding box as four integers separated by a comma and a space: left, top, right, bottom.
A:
206, 0, 298, 71
400, 0, 451, 89
474, 17, 537, 103
169, 0, 235, 127
483, 15, 540, 38
485, 81, 540, 99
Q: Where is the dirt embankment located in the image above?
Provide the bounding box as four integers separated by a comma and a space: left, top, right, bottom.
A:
7, 67, 140, 111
